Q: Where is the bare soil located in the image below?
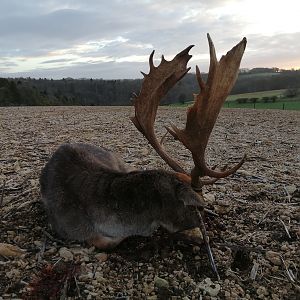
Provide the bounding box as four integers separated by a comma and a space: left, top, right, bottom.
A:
0, 106, 299, 299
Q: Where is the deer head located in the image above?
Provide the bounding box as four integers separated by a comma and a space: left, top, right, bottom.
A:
131, 33, 247, 193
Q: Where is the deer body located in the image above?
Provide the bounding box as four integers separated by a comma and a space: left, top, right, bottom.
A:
40, 143, 201, 248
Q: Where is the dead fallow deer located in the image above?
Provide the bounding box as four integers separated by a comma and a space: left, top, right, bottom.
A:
40, 34, 247, 279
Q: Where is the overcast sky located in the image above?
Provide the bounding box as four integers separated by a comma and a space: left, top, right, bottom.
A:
1, 0, 299, 79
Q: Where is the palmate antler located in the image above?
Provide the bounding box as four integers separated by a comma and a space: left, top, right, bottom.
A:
131, 45, 193, 174
132, 34, 247, 189
167, 35, 247, 189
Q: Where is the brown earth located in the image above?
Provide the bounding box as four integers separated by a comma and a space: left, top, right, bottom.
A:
0, 106, 299, 299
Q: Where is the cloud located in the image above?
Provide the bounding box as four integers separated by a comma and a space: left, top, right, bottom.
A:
0, 0, 299, 78
41, 58, 75, 64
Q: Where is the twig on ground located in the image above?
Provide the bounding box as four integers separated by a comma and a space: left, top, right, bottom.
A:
0, 180, 6, 207
225, 269, 245, 282
278, 217, 292, 239
283, 186, 291, 202
53, 257, 63, 267
61, 279, 68, 300
196, 208, 220, 281
43, 230, 65, 245
280, 255, 296, 283
250, 262, 260, 280
204, 208, 219, 217
74, 276, 81, 298
268, 275, 289, 283
37, 236, 47, 263
257, 207, 271, 225
3, 188, 35, 207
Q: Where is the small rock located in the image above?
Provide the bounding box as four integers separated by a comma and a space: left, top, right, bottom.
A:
143, 284, 154, 294
78, 274, 90, 282
257, 286, 269, 297
285, 184, 297, 195
217, 186, 226, 192
0, 243, 25, 257
6, 268, 21, 279
154, 276, 169, 289
87, 246, 95, 253
141, 147, 150, 156
198, 278, 221, 297
6, 231, 16, 236
95, 252, 108, 263
204, 193, 215, 203
45, 247, 57, 255
214, 204, 231, 214
182, 227, 203, 242
176, 251, 183, 260
237, 169, 252, 176
183, 276, 193, 284
71, 248, 85, 255
59, 247, 73, 261
83, 255, 90, 262
33, 240, 42, 247
266, 251, 281, 266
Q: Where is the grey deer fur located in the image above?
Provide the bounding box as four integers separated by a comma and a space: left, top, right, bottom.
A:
40, 143, 204, 249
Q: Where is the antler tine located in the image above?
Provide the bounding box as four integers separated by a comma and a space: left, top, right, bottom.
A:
131, 45, 194, 174
149, 50, 155, 71
167, 35, 247, 188
196, 65, 205, 91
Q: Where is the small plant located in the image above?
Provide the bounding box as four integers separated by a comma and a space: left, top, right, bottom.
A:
262, 96, 270, 103
236, 97, 248, 103
25, 262, 80, 299
249, 97, 259, 103
270, 96, 278, 102
284, 88, 299, 98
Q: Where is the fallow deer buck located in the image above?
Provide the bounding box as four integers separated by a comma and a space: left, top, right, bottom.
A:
40, 34, 247, 279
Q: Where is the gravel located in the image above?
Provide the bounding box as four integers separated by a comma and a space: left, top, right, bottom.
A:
0, 106, 299, 299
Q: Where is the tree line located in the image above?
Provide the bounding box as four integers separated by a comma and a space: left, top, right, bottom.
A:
0, 68, 299, 106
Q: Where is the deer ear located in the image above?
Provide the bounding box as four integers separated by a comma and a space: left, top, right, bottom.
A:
175, 172, 205, 206
177, 185, 205, 207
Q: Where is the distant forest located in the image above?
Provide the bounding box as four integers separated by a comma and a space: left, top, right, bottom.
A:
0, 68, 300, 106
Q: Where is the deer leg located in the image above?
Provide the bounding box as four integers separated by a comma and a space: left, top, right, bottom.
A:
87, 235, 125, 250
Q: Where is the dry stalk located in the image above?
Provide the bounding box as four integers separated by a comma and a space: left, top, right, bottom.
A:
280, 255, 296, 283
278, 217, 292, 239
257, 207, 272, 225
283, 186, 291, 202
196, 208, 220, 281
0, 180, 6, 207
250, 262, 260, 280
